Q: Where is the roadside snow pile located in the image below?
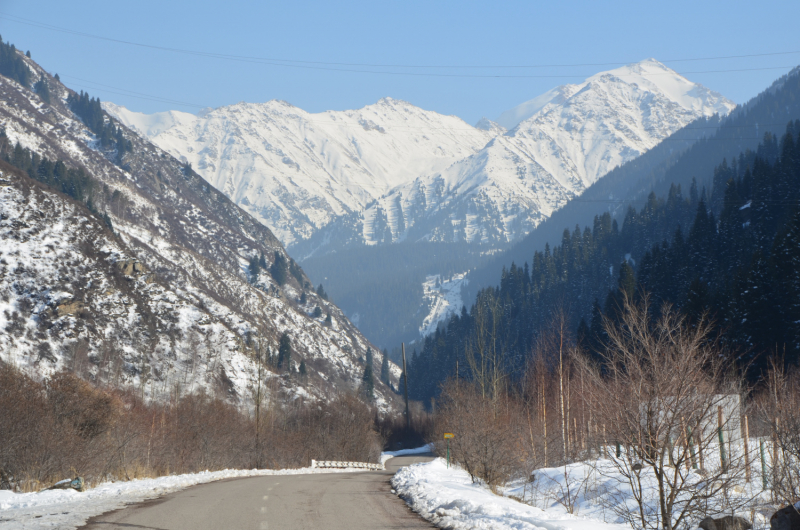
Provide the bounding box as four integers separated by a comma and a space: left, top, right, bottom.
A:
0, 466, 361, 530
392, 458, 627, 530
381, 444, 434, 465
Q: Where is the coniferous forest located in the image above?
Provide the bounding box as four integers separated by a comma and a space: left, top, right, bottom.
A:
408, 121, 800, 403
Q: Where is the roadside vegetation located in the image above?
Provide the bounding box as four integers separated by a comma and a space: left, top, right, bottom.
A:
430, 297, 800, 529
0, 364, 384, 493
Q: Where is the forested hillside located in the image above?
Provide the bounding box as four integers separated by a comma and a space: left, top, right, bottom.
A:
464, 66, 800, 305
301, 242, 497, 350
409, 121, 800, 402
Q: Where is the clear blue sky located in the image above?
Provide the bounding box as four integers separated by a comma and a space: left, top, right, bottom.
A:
2, 0, 799, 124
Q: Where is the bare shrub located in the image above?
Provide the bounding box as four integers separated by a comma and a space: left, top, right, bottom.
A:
757, 360, 800, 505
579, 296, 750, 530
432, 381, 525, 490
0, 364, 56, 490
0, 362, 384, 491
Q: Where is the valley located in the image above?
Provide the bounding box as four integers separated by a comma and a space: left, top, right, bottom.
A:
1, 7, 800, 529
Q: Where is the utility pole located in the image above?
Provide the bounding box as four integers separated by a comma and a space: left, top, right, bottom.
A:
402, 342, 411, 430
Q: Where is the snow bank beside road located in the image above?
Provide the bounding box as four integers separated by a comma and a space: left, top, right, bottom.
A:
392, 458, 628, 530
0, 466, 360, 530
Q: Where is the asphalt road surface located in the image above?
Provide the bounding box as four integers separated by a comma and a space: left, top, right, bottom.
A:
81, 454, 435, 530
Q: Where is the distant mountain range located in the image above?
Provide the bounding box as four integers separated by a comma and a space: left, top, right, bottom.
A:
107, 59, 734, 260
102, 59, 736, 350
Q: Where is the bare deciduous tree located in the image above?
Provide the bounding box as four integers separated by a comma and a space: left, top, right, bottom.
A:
758, 359, 800, 505
465, 291, 506, 406
432, 381, 526, 491
578, 296, 750, 530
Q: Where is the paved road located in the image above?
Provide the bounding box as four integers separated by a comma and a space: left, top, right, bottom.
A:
82, 454, 435, 530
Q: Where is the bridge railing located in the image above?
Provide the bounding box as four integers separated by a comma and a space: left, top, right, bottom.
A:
311, 460, 384, 471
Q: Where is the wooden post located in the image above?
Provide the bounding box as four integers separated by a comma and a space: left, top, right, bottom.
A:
772, 419, 779, 491
668, 435, 675, 468
743, 415, 751, 483
542, 382, 548, 467
681, 418, 690, 471
687, 425, 698, 470
402, 343, 410, 431
718, 405, 727, 472
697, 418, 704, 471
759, 438, 768, 490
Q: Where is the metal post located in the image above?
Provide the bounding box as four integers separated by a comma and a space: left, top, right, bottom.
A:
402, 343, 411, 431
447, 440, 450, 469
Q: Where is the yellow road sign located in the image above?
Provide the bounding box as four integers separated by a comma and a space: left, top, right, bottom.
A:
444, 433, 454, 439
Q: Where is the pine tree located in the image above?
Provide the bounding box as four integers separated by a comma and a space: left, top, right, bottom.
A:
316, 283, 328, 301
248, 255, 261, 282
34, 76, 50, 104
277, 333, 292, 371
361, 348, 375, 400
270, 251, 288, 286
380, 348, 390, 384
289, 259, 304, 284
0, 37, 31, 87
299, 360, 307, 378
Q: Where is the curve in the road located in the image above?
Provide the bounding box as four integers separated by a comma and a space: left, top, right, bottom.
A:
81, 454, 436, 530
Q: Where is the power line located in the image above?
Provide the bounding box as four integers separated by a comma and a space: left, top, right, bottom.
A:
62, 75, 207, 108
3, 13, 798, 79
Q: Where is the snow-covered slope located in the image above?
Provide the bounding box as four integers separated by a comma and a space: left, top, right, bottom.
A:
331, 60, 735, 248
107, 59, 733, 256
107, 99, 493, 247
0, 51, 400, 408
419, 273, 468, 337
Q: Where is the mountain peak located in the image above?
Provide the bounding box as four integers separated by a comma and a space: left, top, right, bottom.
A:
497, 59, 734, 131
474, 117, 506, 134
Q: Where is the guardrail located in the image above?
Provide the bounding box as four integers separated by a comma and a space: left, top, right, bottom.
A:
311, 460, 384, 471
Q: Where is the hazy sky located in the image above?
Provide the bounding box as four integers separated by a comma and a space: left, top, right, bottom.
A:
2, 0, 799, 124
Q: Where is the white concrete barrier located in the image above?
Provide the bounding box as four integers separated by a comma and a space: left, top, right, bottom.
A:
311, 459, 384, 471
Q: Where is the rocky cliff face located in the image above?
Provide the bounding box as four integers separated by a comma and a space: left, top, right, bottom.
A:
0, 50, 400, 410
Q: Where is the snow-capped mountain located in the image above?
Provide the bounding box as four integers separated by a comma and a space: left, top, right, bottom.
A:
108, 59, 733, 257
106, 99, 493, 248
0, 50, 400, 408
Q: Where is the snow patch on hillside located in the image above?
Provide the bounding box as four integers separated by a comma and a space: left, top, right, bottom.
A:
419, 273, 468, 337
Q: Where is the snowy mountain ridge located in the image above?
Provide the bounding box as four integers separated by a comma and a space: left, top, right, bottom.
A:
294, 59, 735, 256
106, 98, 493, 248
107, 59, 734, 258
